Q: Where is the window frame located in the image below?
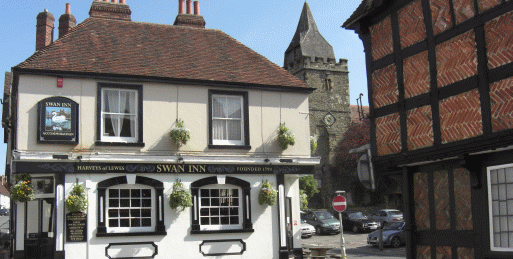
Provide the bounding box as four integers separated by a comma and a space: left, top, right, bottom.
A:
198, 184, 243, 231
487, 163, 513, 252
96, 176, 165, 237
208, 90, 250, 150
105, 184, 155, 234
96, 83, 144, 147
190, 176, 253, 234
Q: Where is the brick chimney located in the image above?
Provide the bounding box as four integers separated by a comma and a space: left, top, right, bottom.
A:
36, 9, 55, 51
58, 3, 77, 38
173, 0, 206, 28
89, 0, 132, 21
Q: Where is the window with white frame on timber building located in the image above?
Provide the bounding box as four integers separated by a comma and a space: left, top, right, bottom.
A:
199, 184, 242, 230
106, 184, 155, 233
488, 164, 513, 251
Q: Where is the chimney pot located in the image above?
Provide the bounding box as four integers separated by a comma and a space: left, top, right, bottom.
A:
178, 0, 185, 14
120, 0, 126, 3
59, 3, 77, 38
186, 0, 192, 14
36, 9, 55, 51
193, 0, 200, 15
65, 3, 71, 14
112, 0, 118, 3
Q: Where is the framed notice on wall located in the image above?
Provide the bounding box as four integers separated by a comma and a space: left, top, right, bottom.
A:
37, 97, 78, 144
66, 211, 87, 242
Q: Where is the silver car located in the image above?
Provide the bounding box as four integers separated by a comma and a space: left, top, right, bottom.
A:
368, 209, 403, 228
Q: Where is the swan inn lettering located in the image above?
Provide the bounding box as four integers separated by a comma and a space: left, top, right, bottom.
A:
38, 97, 79, 144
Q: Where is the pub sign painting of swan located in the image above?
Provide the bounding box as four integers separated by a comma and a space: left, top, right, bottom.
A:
45, 106, 71, 132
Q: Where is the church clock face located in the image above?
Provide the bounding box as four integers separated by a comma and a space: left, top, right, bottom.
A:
323, 112, 336, 127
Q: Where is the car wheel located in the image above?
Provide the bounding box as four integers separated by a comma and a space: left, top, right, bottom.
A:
316, 226, 322, 235
352, 225, 359, 233
391, 236, 401, 248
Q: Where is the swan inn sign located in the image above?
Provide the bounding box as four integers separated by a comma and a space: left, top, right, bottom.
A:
38, 97, 79, 144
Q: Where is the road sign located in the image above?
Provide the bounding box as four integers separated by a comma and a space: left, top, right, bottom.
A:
332, 195, 346, 212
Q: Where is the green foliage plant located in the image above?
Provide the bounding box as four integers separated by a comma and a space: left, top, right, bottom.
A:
258, 180, 278, 206
310, 135, 318, 155
169, 119, 190, 147
299, 175, 319, 199
278, 123, 295, 150
169, 182, 193, 212
300, 190, 308, 210
11, 174, 34, 202
66, 184, 89, 213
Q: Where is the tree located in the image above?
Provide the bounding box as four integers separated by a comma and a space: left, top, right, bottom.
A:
331, 118, 371, 204
299, 175, 319, 200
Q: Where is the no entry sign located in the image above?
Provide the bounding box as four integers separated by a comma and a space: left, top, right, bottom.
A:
332, 195, 347, 212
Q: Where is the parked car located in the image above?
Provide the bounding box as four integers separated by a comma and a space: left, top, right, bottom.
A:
341, 211, 380, 233
368, 209, 403, 228
301, 220, 316, 238
0, 209, 8, 216
367, 221, 405, 248
302, 210, 340, 235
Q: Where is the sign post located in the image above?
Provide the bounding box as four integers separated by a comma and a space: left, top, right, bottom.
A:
333, 192, 347, 259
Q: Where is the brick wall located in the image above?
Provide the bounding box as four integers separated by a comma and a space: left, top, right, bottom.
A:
490, 77, 513, 132
434, 170, 450, 230
435, 30, 478, 88
372, 64, 398, 108
407, 105, 434, 150
485, 11, 513, 69
454, 168, 473, 230
478, 0, 502, 13
453, 0, 475, 24
430, 0, 452, 35
404, 51, 430, 98
439, 89, 483, 143
414, 172, 430, 230
398, 0, 426, 48
376, 113, 401, 155
370, 16, 393, 60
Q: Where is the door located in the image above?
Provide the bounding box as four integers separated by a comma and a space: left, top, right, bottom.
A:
25, 198, 55, 259
285, 197, 293, 253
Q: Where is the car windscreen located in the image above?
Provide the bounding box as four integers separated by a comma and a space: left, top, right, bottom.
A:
384, 222, 404, 230
388, 211, 403, 215
348, 212, 366, 220
315, 211, 334, 220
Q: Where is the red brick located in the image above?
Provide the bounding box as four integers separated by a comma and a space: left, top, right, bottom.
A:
477, 0, 501, 13
434, 171, 450, 230
404, 51, 430, 98
485, 11, 513, 69
439, 89, 483, 143
376, 113, 401, 156
453, 0, 475, 24
417, 246, 431, 258
407, 105, 434, 150
436, 30, 478, 87
457, 247, 474, 258
437, 246, 452, 258
430, 0, 452, 35
490, 77, 513, 132
414, 173, 430, 230
372, 64, 398, 108
454, 168, 473, 230
370, 16, 393, 60
398, 0, 426, 48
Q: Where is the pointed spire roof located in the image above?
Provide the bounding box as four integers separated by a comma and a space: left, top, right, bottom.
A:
284, 2, 335, 67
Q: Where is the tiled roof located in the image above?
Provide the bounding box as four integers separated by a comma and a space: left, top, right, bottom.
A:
16, 17, 311, 89
350, 104, 369, 122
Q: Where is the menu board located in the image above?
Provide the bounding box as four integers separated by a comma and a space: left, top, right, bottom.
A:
66, 212, 87, 242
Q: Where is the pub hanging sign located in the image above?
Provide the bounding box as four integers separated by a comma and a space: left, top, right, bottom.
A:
38, 97, 79, 144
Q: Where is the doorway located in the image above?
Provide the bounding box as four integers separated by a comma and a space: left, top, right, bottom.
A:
24, 198, 55, 259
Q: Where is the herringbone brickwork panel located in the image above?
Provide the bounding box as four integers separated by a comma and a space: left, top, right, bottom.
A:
407, 105, 434, 150
370, 16, 393, 61
457, 247, 474, 259
478, 0, 501, 13
376, 113, 401, 155
404, 51, 430, 98
454, 0, 475, 24
436, 246, 452, 259
439, 89, 483, 143
399, 0, 426, 48
417, 246, 431, 259
372, 64, 398, 108
434, 170, 451, 230
454, 168, 473, 230
414, 172, 430, 230
490, 77, 513, 132
485, 11, 513, 69
436, 30, 478, 87
430, 0, 452, 34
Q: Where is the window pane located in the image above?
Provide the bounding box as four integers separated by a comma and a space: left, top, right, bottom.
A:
120, 199, 130, 207
232, 198, 239, 206
131, 199, 141, 207
120, 209, 129, 217
211, 217, 219, 225
142, 189, 151, 197
103, 90, 119, 113
227, 120, 241, 141
109, 189, 119, 198
108, 209, 118, 217
142, 199, 151, 208
231, 216, 239, 224
200, 209, 209, 216
142, 219, 151, 227
142, 209, 151, 217
498, 169, 506, 183
220, 208, 229, 216
103, 114, 116, 137
211, 189, 219, 197
120, 219, 130, 227
120, 189, 130, 197
131, 209, 140, 217
221, 217, 229, 225
201, 198, 210, 206
212, 119, 226, 140
226, 97, 241, 119
232, 189, 238, 197
230, 208, 238, 216
109, 199, 119, 208
131, 189, 140, 197
201, 189, 210, 197
213, 97, 226, 118
201, 217, 209, 225
120, 115, 136, 138
109, 219, 118, 227
211, 198, 219, 206
211, 208, 219, 216
131, 218, 140, 227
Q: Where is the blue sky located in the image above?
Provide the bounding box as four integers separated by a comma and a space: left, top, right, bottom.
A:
0, 0, 368, 175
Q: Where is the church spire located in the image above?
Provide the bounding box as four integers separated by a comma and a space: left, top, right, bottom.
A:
284, 2, 335, 69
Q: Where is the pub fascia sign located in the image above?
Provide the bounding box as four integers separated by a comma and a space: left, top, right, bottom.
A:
38, 97, 79, 144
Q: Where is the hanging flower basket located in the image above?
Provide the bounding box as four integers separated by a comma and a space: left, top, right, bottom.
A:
258, 180, 278, 206
66, 184, 89, 213
169, 119, 190, 147
278, 123, 295, 150
11, 174, 34, 202
169, 182, 193, 212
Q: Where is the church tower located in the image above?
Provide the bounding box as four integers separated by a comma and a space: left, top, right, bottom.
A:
285, 2, 350, 205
